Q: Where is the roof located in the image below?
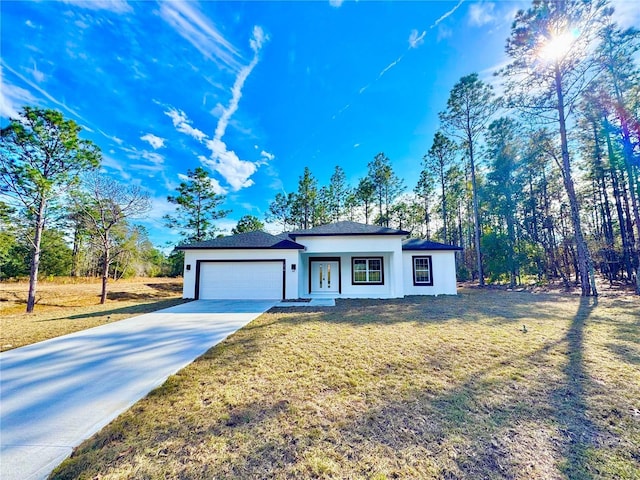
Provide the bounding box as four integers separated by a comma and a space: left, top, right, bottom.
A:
288, 221, 409, 237
176, 231, 305, 250
402, 238, 463, 251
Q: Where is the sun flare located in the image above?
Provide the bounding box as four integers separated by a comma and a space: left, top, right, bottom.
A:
538, 30, 579, 61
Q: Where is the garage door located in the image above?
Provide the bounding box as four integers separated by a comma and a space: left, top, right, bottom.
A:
198, 261, 284, 300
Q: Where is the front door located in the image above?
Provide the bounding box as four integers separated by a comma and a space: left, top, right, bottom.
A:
310, 260, 339, 293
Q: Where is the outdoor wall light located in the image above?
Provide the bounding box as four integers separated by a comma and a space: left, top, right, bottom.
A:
186, 264, 191, 271
291, 264, 296, 271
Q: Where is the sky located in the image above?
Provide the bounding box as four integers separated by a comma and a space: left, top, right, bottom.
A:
2, 0, 638, 248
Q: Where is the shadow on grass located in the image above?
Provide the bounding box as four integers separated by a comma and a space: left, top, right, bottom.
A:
145, 282, 183, 293
553, 298, 600, 479
36, 298, 189, 323
270, 289, 567, 327
223, 294, 619, 477
51, 292, 638, 479
606, 343, 640, 365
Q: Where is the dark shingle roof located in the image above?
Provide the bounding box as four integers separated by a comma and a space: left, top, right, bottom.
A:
177, 231, 305, 250
289, 221, 409, 237
402, 238, 463, 251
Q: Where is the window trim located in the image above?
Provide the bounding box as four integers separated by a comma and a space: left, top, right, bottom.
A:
351, 256, 384, 285
412, 255, 433, 286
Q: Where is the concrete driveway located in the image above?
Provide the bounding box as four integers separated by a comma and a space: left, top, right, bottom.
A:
0, 299, 276, 480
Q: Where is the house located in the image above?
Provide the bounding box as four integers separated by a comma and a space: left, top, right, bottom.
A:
177, 221, 462, 300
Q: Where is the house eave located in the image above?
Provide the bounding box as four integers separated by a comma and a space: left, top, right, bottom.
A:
176, 245, 305, 251
290, 232, 409, 238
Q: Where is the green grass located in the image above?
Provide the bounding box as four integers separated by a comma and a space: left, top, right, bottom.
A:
50, 288, 640, 479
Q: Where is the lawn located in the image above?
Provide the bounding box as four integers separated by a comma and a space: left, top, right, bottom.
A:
49, 287, 639, 479
0, 277, 186, 351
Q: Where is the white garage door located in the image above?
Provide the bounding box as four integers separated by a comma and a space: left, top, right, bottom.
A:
198, 261, 284, 300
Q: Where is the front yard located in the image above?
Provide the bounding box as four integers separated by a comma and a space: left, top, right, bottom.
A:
0, 277, 185, 351
52, 288, 639, 479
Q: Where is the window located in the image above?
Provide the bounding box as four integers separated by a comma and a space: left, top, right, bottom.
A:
352, 257, 384, 285
413, 256, 433, 286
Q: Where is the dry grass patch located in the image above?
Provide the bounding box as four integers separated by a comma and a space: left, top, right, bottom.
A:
51, 288, 640, 479
1, 277, 185, 351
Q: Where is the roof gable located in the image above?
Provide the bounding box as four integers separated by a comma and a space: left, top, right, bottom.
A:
289, 221, 409, 237
177, 231, 305, 250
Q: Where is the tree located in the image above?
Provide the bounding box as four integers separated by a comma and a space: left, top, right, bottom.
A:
232, 215, 264, 234
266, 192, 293, 232
0, 201, 17, 280
77, 173, 150, 304
164, 167, 230, 243
355, 177, 376, 224
486, 117, 522, 287
439, 73, 498, 286
425, 132, 457, 243
293, 167, 317, 229
327, 165, 349, 222
313, 185, 332, 226
367, 153, 404, 227
414, 170, 435, 239
596, 22, 640, 293
38, 229, 74, 277
0, 106, 101, 312
501, 0, 608, 296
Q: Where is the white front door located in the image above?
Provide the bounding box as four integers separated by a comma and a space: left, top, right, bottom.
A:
310, 261, 339, 293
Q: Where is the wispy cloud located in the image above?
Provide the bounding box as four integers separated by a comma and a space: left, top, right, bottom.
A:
214, 26, 265, 140
164, 107, 207, 142
204, 138, 258, 191
260, 150, 275, 161
1, 61, 84, 120
468, 2, 496, 27
409, 29, 426, 48
204, 26, 268, 191
329, 0, 344, 7
0, 66, 37, 119
332, 103, 350, 120
98, 129, 123, 145
610, 0, 640, 29
141, 133, 166, 149
355, 5, 452, 97
161, 26, 267, 191
101, 153, 131, 180
431, 0, 465, 28
123, 146, 164, 168
59, 0, 132, 14
378, 57, 402, 79
178, 171, 226, 195
30, 61, 45, 83
159, 1, 242, 72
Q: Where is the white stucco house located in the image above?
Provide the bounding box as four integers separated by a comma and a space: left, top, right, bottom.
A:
177, 221, 462, 300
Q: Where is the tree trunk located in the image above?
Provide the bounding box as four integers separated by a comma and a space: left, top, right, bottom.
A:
605, 130, 634, 282
26, 197, 46, 313
506, 208, 517, 288
440, 170, 448, 243
554, 64, 596, 296
468, 139, 484, 286
611, 64, 640, 294
71, 224, 80, 277
100, 237, 109, 304
592, 120, 615, 248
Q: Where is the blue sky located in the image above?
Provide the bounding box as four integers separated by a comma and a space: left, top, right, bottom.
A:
2, 0, 637, 248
